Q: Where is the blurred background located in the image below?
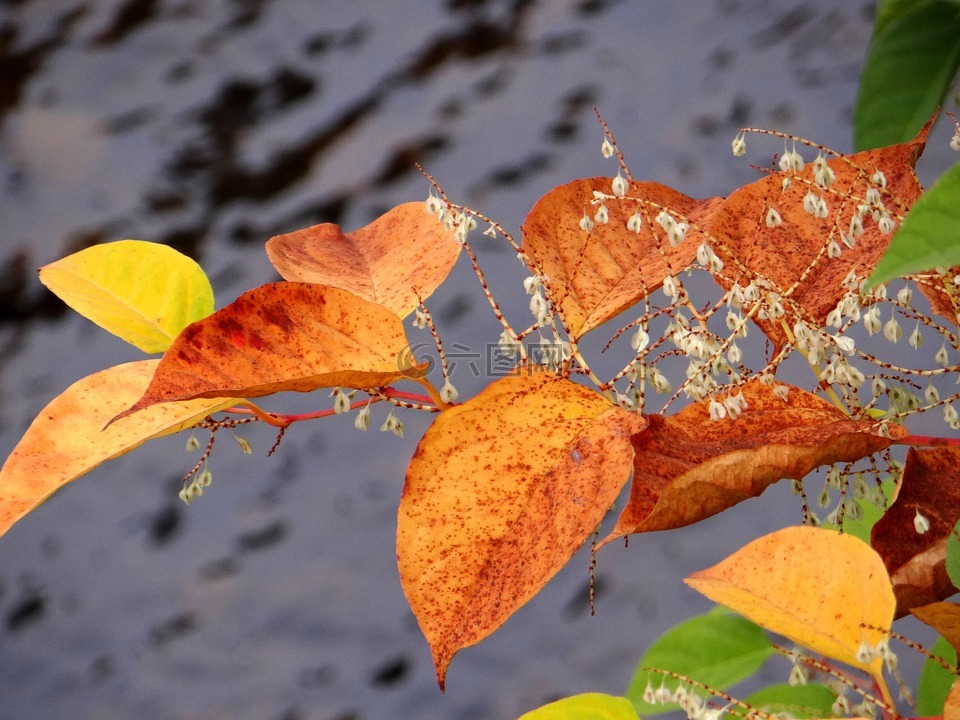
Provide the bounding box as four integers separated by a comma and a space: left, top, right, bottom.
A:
0, 1, 956, 719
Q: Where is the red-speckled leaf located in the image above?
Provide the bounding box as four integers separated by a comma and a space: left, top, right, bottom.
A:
916, 267, 960, 326
872, 446, 960, 615
602, 379, 907, 546
398, 372, 646, 689
521, 177, 722, 339
0, 360, 238, 537
707, 117, 931, 349
265, 202, 460, 319
912, 602, 960, 655
116, 282, 420, 420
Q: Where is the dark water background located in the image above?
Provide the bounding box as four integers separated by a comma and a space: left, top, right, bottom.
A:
0, 2, 957, 719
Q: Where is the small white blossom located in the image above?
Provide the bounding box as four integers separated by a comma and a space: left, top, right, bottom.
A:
731, 132, 746, 157
945, 403, 960, 430
185, 434, 200, 452
594, 204, 609, 224
425, 193, 444, 216
601, 137, 615, 158
332, 388, 350, 414
883, 314, 902, 343
878, 214, 895, 234
440, 380, 458, 404
523, 275, 541, 295
412, 309, 429, 329
708, 398, 727, 421
924, 384, 940, 404
380, 411, 404, 437
773, 384, 789, 402
650, 367, 673, 395
612, 171, 628, 198
914, 509, 930, 534
354, 403, 371, 431
765, 207, 782, 228
863, 306, 882, 335
579, 212, 595, 233
936, 342, 951, 367
827, 239, 842, 258
631, 326, 650, 353
627, 211, 643, 233
483, 223, 498, 238
909, 321, 923, 349
727, 342, 741, 364
813, 152, 835, 188
951, 130, 960, 152
802, 190, 819, 215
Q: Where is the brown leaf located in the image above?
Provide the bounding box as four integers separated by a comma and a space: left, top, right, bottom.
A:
397, 372, 646, 689
521, 177, 721, 339
708, 118, 931, 348
602, 380, 907, 545
872, 446, 960, 615
265, 202, 461, 318
116, 282, 420, 420
911, 602, 960, 655
916, 268, 960, 326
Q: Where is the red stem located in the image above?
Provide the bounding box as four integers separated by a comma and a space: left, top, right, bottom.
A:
899, 434, 960, 447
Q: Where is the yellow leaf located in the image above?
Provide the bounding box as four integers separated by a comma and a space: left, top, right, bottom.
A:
39, 239, 214, 353
685, 527, 895, 688
517, 693, 641, 720
0, 360, 238, 537
398, 372, 646, 689
947, 678, 960, 720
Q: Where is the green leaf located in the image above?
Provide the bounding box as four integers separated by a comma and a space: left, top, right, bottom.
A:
948, 518, 960, 591
625, 607, 773, 715
39, 239, 215, 353
841, 479, 895, 544
517, 694, 640, 720
854, 1, 960, 150
739, 684, 838, 719
867, 161, 960, 287
918, 636, 959, 716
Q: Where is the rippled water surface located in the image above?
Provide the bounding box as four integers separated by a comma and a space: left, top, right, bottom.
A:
0, 2, 949, 719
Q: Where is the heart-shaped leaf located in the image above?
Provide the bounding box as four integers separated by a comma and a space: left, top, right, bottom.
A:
266, 202, 461, 318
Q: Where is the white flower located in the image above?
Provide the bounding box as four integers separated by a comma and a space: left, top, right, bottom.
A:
627, 211, 643, 233
765, 207, 782, 228
914, 509, 930, 534
579, 212, 595, 233
412, 309, 429, 329
909, 322, 923, 349
523, 275, 541, 295
354, 403, 371, 431
936, 342, 951, 367
440, 381, 458, 404
863, 306, 882, 336
731, 132, 746, 157
612, 171, 628, 198
332, 388, 350, 414
878, 214, 895, 234
883, 314, 902, 343
601, 137, 615, 158
631, 326, 650, 352
594, 204, 609, 224
708, 399, 727, 421
924, 384, 940, 404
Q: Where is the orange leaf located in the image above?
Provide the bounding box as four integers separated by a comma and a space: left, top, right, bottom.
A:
602, 380, 905, 544
708, 118, 931, 348
0, 360, 238, 537
947, 678, 960, 720
116, 282, 420, 420
911, 602, 960, 655
872, 446, 960, 615
686, 526, 895, 681
917, 267, 960, 326
521, 177, 721, 339
265, 202, 461, 318
397, 372, 646, 689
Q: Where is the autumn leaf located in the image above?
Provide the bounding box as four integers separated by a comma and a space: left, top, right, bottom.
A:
521, 177, 721, 339
912, 602, 960, 655
397, 372, 645, 689
265, 202, 460, 318
872, 446, 960, 614
602, 380, 906, 545
115, 283, 421, 421
707, 117, 932, 349
949, 678, 960, 720
686, 526, 895, 694
517, 693, 641, 720
39, 239, 215, 353
0, 360, 238, 537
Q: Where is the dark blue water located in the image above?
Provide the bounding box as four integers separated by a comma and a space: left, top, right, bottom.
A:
0, 2, 954, 718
